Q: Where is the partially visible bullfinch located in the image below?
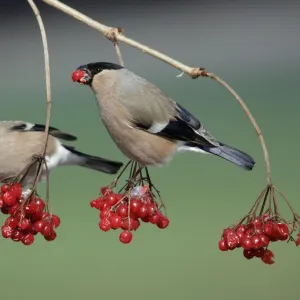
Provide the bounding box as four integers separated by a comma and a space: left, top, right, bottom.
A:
71, 62, 255, 171
0, 120, 123, 188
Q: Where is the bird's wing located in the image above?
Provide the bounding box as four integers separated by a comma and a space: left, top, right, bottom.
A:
118, 73, 219, 147
136, 102, 220, 147
5, 121, 78, 141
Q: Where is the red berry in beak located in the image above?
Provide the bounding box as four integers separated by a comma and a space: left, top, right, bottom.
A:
71, 70, 85, 82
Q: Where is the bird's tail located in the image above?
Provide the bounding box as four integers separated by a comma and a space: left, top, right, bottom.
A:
63, 145, 123, 174
196, 142, 255, 171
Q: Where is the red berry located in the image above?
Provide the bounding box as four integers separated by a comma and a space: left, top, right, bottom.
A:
263, 222, 274, 238
33, 220, 47, 233
42, 223, 54, 237
24, 204, 35, 217
260, 234, 270, 247
99, 208, 110, 219
146, 203, 156, 216
11, 229, 24, 242
137, 205, 148, 218
51, 215, 61, 228
130, 211, 139, 220
1, 225, 13, 238
18, 218, 31, 231
243, 249, 255, 259
235, 231, 245, 241
71, 69, 85, 82
1, 184, 10, 193
8, 203, 20, 216
116, 204, 128, 218
261, 249, 275, 265
222, 228, 234, 238
97, 198, 106, 211
296, 236, 300, 246
9, 183, 22, 199
235, 225, 247, 233
100, 186, 112, 196
35, 198, 45, 211
130, 199, 142, 213
44, 231, 57, 241
115, 194, 123, 202
255, 227, 263, 235
254, 247, 265, 258
277, 223, 289, 241
218, 239, 228, 251
2, 192, 17, 207
42, 212, 50, 220
224, 230, 239, 250
121, 218, 139, 231
262, 213, 270, 222
1, 206, 9, 214
241, 237, 253, 250
0, 198, 3, 208
157, 217, 169, 229
252, 217, 262, 228
23, 222, 33, 234
110, 215, 122, 229
100, 202, 111, 212
31, 208, 43, 222
251, 234, 262, 249
119, 230, 133, 244
148, 213, 162, 224
22, 233, 34, 245
99, 218, 111, 232
133, 219, 140, 230
5, 216, 18, 229
90, 199, 98, 209
105, 194, 118, 206
141, 216, 149, 223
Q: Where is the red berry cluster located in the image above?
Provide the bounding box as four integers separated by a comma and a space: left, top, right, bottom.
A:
90, 185, 169, 244
0, 183, 60, 245
218, 214, 297, 265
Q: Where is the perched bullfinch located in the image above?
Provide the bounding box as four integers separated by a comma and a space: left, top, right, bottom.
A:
71, 62, 255, 171
0, 120, 123, 188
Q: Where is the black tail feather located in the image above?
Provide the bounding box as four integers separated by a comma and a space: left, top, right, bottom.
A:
191, 142, 255, 171
63, 145, 123, 174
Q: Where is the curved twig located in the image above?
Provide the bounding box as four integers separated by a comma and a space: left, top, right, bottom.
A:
206, 74, 271, 183
27, 0, 52, 185
41, 0, 271, 183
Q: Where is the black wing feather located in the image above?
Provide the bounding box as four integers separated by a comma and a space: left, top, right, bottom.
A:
175, 103, 201, 130
135, 117, 212, 146
9, 123, 78, 141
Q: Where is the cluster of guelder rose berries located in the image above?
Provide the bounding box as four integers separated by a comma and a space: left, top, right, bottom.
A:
218, 214, 298, 265
90, 185, 169, 244
0, 183, 60, 245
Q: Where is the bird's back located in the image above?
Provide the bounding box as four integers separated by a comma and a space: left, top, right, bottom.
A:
0, 121, 57, 181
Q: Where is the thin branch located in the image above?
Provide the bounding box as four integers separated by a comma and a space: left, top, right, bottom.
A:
27, 0, 52, 191
41, 0, 271, 183
206, 74, 271, 183
109, 28, 125, 67
28, 0, 52, 157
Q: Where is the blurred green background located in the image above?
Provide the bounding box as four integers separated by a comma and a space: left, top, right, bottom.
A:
0, 0, 299, 299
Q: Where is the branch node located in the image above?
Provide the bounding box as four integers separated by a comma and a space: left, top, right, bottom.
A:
104, 27, 123, 43
190, 67, 208, 79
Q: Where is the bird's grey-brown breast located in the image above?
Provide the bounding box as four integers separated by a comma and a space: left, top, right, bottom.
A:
92, 69, 177, 165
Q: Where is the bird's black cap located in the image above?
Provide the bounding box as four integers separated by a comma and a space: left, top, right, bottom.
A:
74, 62, 124, 85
